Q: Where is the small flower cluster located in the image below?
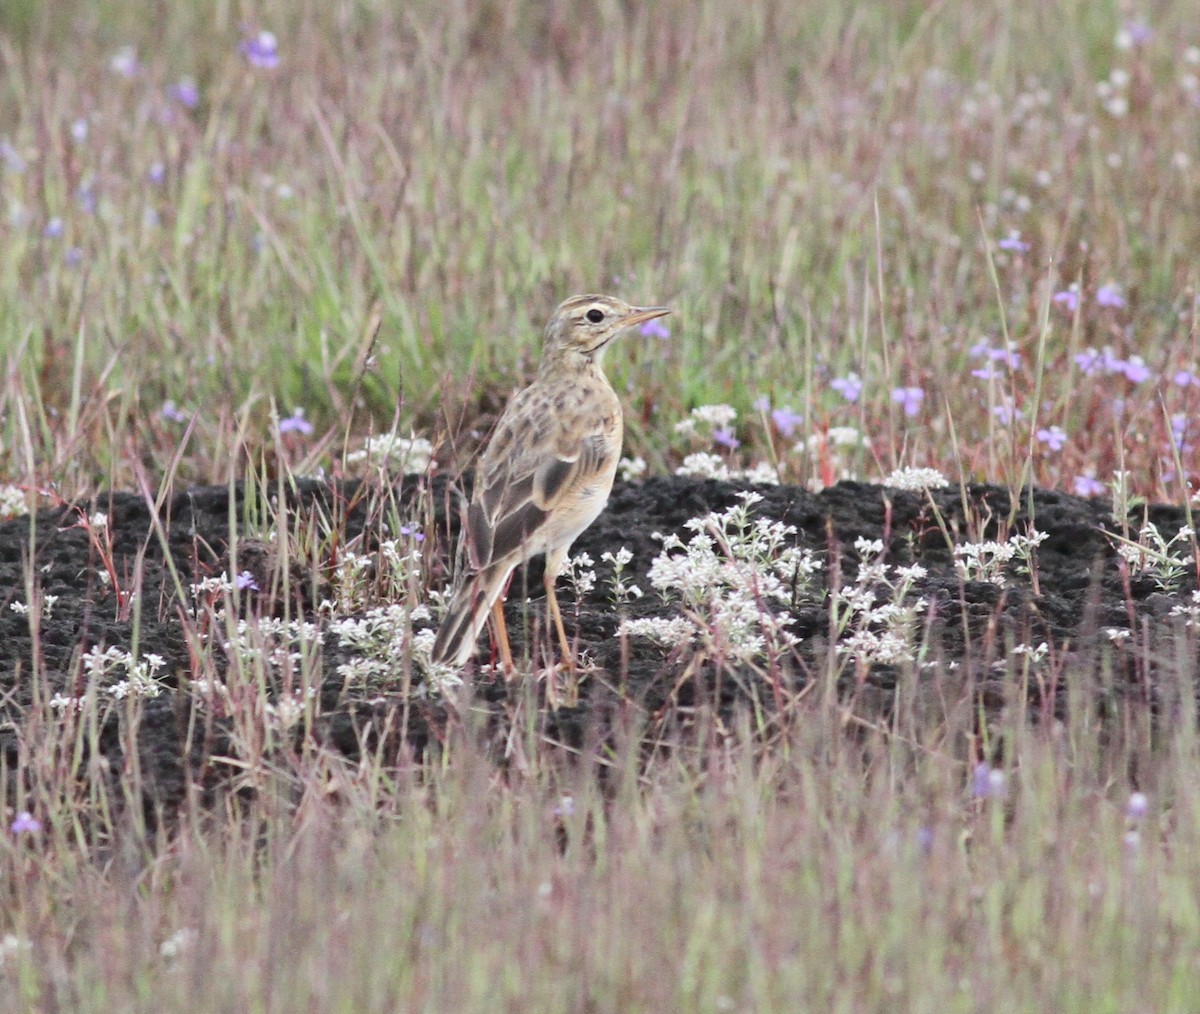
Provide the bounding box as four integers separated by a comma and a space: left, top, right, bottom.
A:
217, 616, 325, 673
971, 762, 1007, 800
621, 492, 821, 665
954, 530, 1049, 586
264, 687, 317, 732
1009, 641, 1050, 669
1053, 284, 1126, 315
882, 467, 949, 491
0, 934, 30, 971
1124, 789, 1150, 853
344, 431, 434, 473
674, 403, 738, 441
561, 553, 597, 599
51, 646, 167, 709
673, 405, 779, 484
1169, 590, 1200, 627
1073, 346, 1149, 383
1117, 523, 1195, 591
9, 594, 58, 618
833, 539, 929, 666
617, 456, 647, 481
0, 484, 28, 519
601, 547, 643, 603
329, 532, 426, 611
1096, 67, 1132, 119
330, 604, 459, 695
969, 339, 1023, 379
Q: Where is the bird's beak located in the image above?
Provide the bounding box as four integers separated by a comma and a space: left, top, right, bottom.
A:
621, 306, 671, 330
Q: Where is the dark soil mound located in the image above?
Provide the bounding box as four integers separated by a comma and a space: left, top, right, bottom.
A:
0, 477, 1189, 816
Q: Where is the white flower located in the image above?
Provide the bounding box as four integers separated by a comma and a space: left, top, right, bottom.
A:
883, 467, 949, 491
675, 452, 730, 480
0, 484, 28, 519
618, 456, 647, 481
619, 616, 696, 647
735, 461, 780, 485
344, 431, 434, 472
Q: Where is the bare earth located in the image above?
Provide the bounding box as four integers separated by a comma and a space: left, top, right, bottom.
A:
0, 477, 1185, 819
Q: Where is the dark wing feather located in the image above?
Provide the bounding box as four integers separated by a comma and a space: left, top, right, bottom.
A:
461, 383, 613, 572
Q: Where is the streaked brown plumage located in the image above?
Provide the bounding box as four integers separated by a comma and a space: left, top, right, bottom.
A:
432, 294, 670, 673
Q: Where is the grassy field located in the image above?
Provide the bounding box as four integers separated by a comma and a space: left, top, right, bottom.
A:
1, 0, 1200, 1009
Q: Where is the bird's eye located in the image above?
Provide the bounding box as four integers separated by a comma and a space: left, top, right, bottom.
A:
586, 308, 605, 324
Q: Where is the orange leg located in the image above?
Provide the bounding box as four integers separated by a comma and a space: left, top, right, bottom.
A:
491, 597, 516, 677
544, 569, 574, 668
544, 569, 576, 708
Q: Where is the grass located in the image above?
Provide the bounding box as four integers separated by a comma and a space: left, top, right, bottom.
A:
1, 0, 1200, 1007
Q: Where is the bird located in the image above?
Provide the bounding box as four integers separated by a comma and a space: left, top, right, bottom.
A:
431, 294, 670, 679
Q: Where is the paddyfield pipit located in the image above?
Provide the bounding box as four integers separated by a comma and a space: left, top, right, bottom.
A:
432, 294, 671, 673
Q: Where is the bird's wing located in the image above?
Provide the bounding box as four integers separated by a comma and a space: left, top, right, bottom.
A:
465, 386, 613, 571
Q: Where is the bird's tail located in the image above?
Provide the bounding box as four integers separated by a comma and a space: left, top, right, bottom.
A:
430, 562, 513, 667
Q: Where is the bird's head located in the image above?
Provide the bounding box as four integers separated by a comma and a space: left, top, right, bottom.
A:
540, 294, 670, 369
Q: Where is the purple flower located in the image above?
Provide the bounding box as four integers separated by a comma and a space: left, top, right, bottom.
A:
64, 247, 83, 267
1053, 288, 1080, 313
1, 139, 27, 173
1121, 20, 1153, 45
992, 402, 1024, 425
109, 46, 139, 78
1073, 475, 1105, 497
169, 78, 200, 108
638, 318, 670, 340
1121, 356, 1151, 383
76, 183, 96, 215
1096, 284, 1125, 308
148, 162, 166, 185
752, 395, 771, 413
10, 811, 41, 834
891, 386, 924, 417
278, 407, 313, 436
1171, 414, 1191, 451
235, 571, 259, 591
1036, 425, 1067, 452
989, 346, 1021, 369
997, 230, 1029, 253
161, 400, 188, 423
240, 30, 280, 69
1126, 791, 1149, 820
1174, 369, 1199, 387
770, 406, 803, 437
971, 364, 1001, 381
831, 373, 862, 403
43, 217, 64, 239
713, 427, 740, 450
70, 118, 88, 143
1074, 348, 1102, 374
968, 342, 1020, 372
915, 826, 934, 854
399, 524, 426, 543
972, 763, 1006, 800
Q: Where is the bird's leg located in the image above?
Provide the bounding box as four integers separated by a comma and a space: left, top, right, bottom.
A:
544, 568, 575, 708
490, 598, 516, 678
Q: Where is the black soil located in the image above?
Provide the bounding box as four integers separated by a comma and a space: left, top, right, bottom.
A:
0, 477, 1191, 816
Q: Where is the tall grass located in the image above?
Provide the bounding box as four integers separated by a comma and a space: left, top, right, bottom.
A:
0, 0, 1197, 495
1, 660, 1197, 1010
